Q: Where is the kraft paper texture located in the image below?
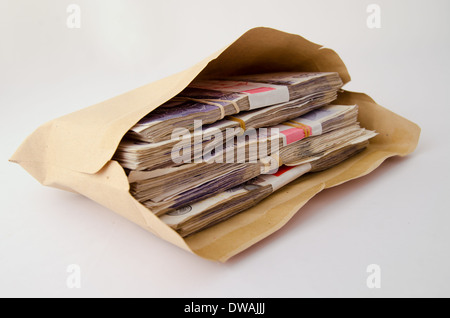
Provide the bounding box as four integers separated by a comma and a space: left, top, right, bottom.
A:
10, 27, 421, 262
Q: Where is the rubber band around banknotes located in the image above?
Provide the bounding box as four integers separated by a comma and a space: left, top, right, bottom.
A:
226, 116, 246, 131
171, 97, 240, 120
281, 120, 312, 138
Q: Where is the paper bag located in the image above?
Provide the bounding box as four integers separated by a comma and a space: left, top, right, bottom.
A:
10, 27, 420, 262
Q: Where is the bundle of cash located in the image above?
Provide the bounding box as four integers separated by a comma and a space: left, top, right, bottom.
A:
161, 134, 375, 237
205, 104, 359, 164
124, 72, 343, 143
114, 88, 338, 171
128, 105, 362, 216
113, 71, 377, 237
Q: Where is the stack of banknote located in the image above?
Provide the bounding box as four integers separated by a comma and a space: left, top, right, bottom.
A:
114, 72, 342, 171
124, 72, 343, 143
114, 72, 376, 236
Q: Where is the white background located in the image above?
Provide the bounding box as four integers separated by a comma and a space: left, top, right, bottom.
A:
1, 0, 449, 297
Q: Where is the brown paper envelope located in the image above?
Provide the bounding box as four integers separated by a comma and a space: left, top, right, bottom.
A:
10, 27, 420, 262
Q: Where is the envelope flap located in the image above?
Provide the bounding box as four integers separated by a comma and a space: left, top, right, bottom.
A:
197, 27, 351, 82
10, 62, 215, 174
11, 27, 351, 176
